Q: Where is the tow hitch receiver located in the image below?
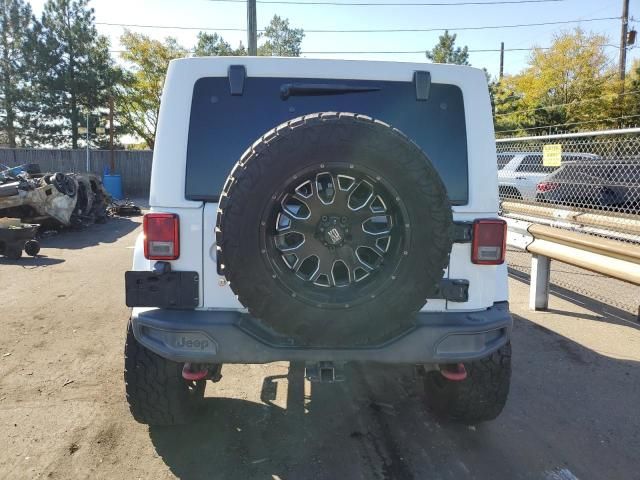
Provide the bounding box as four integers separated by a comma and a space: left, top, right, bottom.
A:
305, 361, 345, 383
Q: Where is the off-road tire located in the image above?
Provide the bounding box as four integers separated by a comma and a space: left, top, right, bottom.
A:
216, 112, 453, 347
124, 321, 206, 425
423, 342, 512, 424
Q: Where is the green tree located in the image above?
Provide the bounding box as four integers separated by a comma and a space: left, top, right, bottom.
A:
495, 28, 616, 135
117, 31, 188, 149
193, 32, 246, 57
426, 30, 469, 65
0, 0, 39, 147
259, 15, 304, 57
623, 59, 640, 121
36, 0, 119, 148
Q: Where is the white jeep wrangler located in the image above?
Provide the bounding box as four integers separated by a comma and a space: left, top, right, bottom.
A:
124, 57, 512, 426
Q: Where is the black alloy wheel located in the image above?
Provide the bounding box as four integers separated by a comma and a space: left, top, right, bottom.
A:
261, 164, 409, 308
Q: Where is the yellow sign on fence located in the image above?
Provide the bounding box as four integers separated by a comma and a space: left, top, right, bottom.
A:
542, 144, 562, 167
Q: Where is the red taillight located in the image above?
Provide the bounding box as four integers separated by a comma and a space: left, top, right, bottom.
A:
536, 181, 558, 192
143, 213, 180, 260
471, 219, 506, 265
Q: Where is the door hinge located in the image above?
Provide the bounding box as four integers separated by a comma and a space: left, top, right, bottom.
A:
434, 279, 469, 302
228, 65, 246, 96
413, 71, 431, 101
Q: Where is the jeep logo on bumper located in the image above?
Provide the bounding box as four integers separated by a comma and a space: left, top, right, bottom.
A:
171, 333, 216, 352
176, 336, 209, 350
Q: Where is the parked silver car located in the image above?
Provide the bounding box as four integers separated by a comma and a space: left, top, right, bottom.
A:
498, 152, 599, 202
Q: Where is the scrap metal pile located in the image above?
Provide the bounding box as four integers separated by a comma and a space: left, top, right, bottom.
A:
0, 164, 111, 227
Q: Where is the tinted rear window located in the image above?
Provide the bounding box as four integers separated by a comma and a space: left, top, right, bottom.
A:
186, 76, 468, 204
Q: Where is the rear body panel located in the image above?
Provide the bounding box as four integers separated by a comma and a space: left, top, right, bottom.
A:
142, 57, 505, 314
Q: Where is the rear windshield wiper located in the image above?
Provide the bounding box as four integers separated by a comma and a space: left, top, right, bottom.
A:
280, 83, 381, 100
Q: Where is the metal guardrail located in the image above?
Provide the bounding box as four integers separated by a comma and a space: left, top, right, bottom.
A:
498, 128, 640, 312
504, 217, 640, 310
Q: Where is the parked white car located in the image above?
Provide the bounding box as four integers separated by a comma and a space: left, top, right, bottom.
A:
498, 152, 599, 201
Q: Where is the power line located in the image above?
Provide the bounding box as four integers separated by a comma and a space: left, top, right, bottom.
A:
108, 44, 620, 55
494, 89, 640, 117
98, 22, 246, 32
497, 114, 640, 134
96, 16, 619, 34
204, 0, 565, 5
301, 45, 619, 54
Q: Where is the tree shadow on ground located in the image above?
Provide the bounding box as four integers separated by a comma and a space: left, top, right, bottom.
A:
0, 254, 64, 267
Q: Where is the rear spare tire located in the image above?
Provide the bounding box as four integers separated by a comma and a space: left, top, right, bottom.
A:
216, 113, 453, 346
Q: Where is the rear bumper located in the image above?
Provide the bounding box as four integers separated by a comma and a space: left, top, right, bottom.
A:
130, 302, 512, 364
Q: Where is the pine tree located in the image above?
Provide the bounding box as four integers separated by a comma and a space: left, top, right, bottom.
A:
425, 30, 470, 65
259, 15, 304, 57
193, 32, 244, 57
36, 0, 119, 148
0, 0, 39, 147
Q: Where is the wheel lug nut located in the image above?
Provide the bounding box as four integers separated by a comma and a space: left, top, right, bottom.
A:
341, 217, 347, 224
321, 216, 328, 221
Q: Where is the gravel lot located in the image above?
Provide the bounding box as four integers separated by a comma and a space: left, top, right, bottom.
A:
1, 217, 639, 480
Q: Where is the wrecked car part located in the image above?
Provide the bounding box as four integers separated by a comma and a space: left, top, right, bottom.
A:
108, 200, 142, 217
0, 165, 110, 227
50, 173, 77, 197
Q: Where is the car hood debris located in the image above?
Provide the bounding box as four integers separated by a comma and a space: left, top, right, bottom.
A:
0, 163, 111, 227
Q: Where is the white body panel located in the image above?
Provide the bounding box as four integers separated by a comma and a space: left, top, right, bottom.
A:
141, 57, 505, 313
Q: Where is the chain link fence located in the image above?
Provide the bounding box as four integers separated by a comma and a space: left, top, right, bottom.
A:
496, 128, 640, 245
497, 128, 640, 315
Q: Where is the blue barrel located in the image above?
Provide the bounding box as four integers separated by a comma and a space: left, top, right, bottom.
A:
103, 174, 123, 200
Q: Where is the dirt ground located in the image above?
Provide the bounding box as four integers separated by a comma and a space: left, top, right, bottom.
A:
1, 216, 639, 480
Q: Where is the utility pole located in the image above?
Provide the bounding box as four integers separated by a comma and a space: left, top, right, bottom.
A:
109, 97, 115, 172
499, 42, 504, 80
618, 0, 630, 125
247, 0, 258, 56
620, 0, 630, 86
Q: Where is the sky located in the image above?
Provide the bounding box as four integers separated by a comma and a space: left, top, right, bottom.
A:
27, 0, 640, 79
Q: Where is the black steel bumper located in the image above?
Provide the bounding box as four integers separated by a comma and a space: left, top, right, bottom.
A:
130, 302, 512, 364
